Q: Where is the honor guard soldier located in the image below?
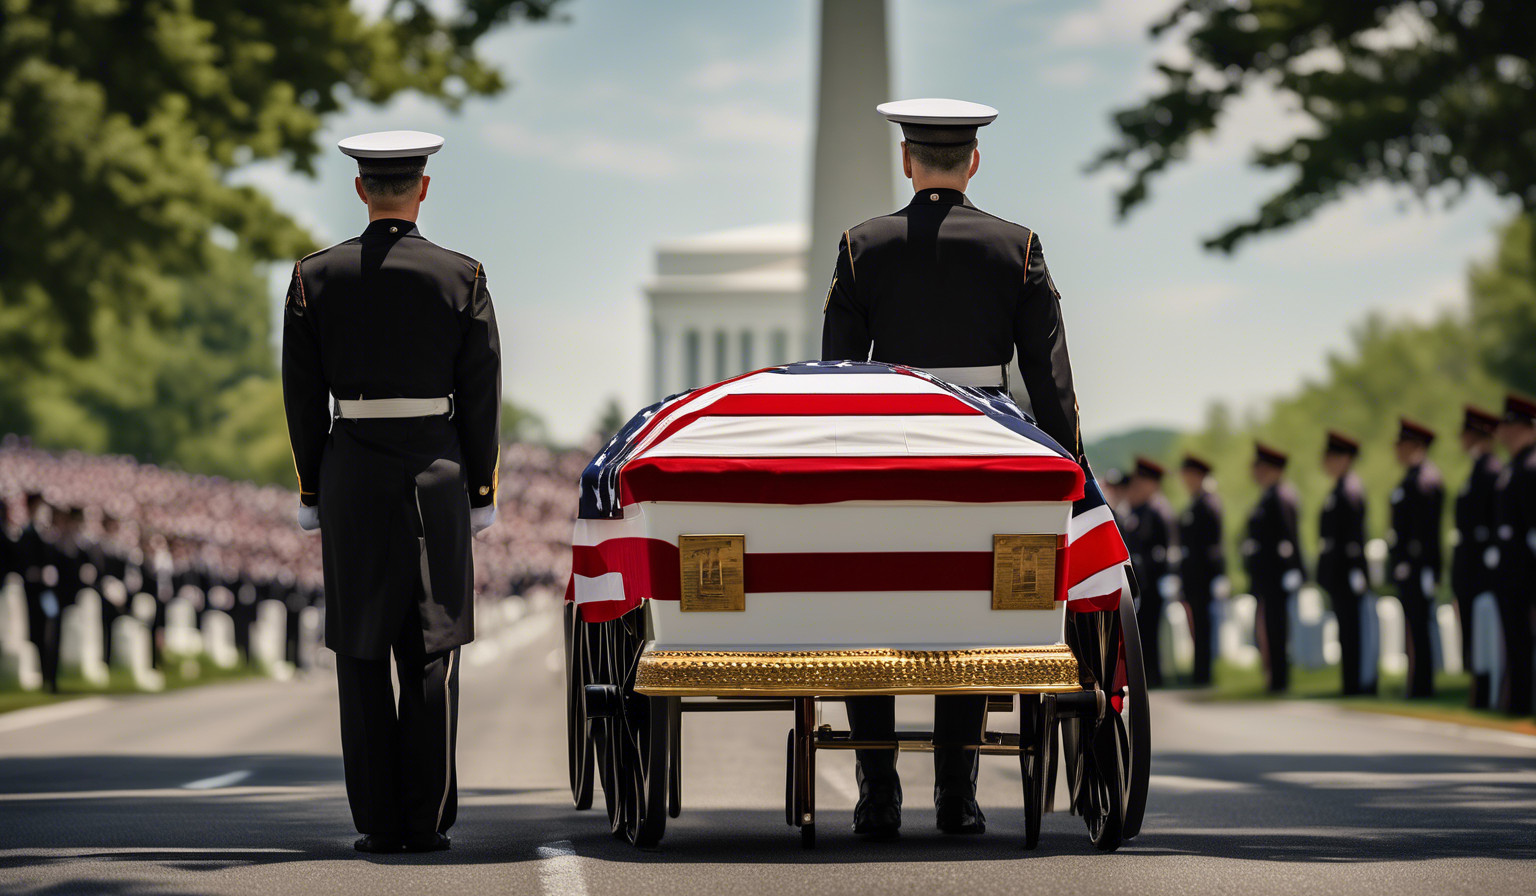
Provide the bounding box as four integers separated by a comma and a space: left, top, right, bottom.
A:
1493, 393, 1536, 716
1102, 468, 1129, 524
282, 130, 502, 853
1178, 455, 1225, 686
1317, 432, 1376, 695
1124, 457, 1175, 687
1244, 443, 1303, 692
1454, 406, 1502, 708
822, 98, 1084, 839
1389, 418, 1443, 699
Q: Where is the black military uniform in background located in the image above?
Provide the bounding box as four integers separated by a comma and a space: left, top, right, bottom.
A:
1317, 432, 1375, 696
1123, 457, 1174, 688
1244, 444, 1303, 693
1453, 407, 1502, 708
1389, 419, 1443, 699
1494, 394, 1536, 716
823, 185, 1082, 835
1178, 455, 1224, 686
283, 209, 501, 844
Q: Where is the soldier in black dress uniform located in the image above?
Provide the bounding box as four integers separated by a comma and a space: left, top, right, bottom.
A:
1244, 444, 1303, 693
283, 130, 501, 853
1493, 393, 1536, 716
1124, 457, 1175, 687
1317, 431, 1375, 695
1389, 418, 1443, 699
822, 98, 1084, 839
1453, 406, 1502, 708
1178, 455, 1224, 686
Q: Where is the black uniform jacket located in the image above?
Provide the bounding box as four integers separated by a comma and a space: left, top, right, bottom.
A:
1317, 472, 1369, 598
1178, 490, 1225, 602
1453, 451, 1501, 599
1495, 444, 1536, 599
820, 188, 1081, 457
282, 218, 501, 659
1389, 462, 1444, 587
1244, 483, 1304, 595
1124, 494, 1175, 590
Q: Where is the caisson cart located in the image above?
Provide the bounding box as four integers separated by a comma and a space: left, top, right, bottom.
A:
563, 363, 1149, 851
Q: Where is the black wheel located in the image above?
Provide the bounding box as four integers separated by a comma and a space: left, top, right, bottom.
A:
564, 603, 595, 810
607, 609, 670, 848
1118, 575, 1151, 840
784, 729, 798, 826
1019, 693, 1055, 850
1063, 595, 1132, 852
668, 696, 683, 819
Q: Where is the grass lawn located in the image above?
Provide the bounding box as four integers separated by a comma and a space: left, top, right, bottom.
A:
0, 657, 265, 716
1197, 660, 1536, 735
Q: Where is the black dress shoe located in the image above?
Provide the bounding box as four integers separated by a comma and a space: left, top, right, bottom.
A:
934, 792, 986, 835
934, 746, 985, 835
852, 761, 902, 839
402, 832, 451, 853
354, 835, 402, 854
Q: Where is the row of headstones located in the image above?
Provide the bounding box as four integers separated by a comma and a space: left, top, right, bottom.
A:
1159, 586, 1480, 682
0, 573, 321, 692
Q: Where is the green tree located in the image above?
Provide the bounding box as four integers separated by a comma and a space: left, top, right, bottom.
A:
1469, 214, 1536, 395
1090, 0, 1536, 252
0, 0, 564, 481
502, 399, 548, 445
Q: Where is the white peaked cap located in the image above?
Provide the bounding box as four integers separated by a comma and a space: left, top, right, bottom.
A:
337, 130, 445, 159
875, 98, 999, 127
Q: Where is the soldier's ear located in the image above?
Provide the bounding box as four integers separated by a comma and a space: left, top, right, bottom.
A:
354, 177, 367, 205
969, 148, 980, 178
900, 142, 912, 180
418, 175, 430, 203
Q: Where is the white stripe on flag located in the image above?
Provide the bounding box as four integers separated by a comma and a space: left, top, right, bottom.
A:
1068, 504, 1116, 542
572, 511, 646, 548
727, 372, 940, 395
572, 573, 627, 605
1067, 564, 1126, 604
641, 415, 1058, 459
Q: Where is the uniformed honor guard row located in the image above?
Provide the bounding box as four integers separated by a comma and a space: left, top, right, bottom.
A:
1100, 394, 1535, 717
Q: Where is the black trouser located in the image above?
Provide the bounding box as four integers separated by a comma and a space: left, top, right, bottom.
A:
1495, 587, 1533, 716
335, 616, 460, 838
1137, 589, 1164, 688
1452, 586, 1489, 707
1329, 587, 1373, 696
1184, 596, 1213, 686
1395, 575, 1434, 699
846, 695, 987, 789
1254, 588, 1289, 692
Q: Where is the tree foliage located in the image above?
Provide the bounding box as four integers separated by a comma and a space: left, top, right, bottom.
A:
1090, 0, 1536, 252
0, 0, 564, 482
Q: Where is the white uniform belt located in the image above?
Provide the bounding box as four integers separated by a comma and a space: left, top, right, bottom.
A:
336, 397, 451, 419
920, 365, 1006, 388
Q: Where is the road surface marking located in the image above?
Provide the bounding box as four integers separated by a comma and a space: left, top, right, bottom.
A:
1148, 774, 1253, 793
0, 785, 322, 801
182, 770, 253, 790
535, 840, 588, 896
1268, 769, 1536, 789
0, 698, 112, 734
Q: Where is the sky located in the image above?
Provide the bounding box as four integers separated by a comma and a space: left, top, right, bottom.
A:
244, 0, 1515, 444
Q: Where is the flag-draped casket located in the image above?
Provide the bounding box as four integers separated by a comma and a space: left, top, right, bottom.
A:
566, 362, 1127, 658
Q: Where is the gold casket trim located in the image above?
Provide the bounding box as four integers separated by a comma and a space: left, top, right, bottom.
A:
634, 645, 1081, 697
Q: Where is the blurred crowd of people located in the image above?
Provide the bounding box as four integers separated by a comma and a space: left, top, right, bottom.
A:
1102, 394, 1536, 719
0, 436, 589, 691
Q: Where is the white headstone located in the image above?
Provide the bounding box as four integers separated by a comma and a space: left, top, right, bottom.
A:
131, 592, 157, 626
1, 573, 27, 646
1365, 539, 1389, 589
1377, 596, 1407, 675
251, 600, 292, 680
1162, 602, 1194, 679
164, 597, 203, 657
1470, 593, 1503, 695
1220, 594, 1261, 667
110, 615, 164, 692
1322, 615, 1341, 667
0, 638, 42, 691
59, 589, 109, 685
1290, 586, 1329, 669
200, 609, 240, 670
297, 606, 323, 671
1435, 603, 1462, 675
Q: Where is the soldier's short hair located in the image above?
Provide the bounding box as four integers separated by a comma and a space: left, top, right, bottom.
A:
907, 139, 977, 173
358, 156, 427, 201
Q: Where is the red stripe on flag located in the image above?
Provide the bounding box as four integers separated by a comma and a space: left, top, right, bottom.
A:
1065, 521, 1130, 588
618, 456, 1085, 507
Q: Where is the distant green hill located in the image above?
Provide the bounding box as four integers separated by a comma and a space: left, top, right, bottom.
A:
1084, 427, 1181, 474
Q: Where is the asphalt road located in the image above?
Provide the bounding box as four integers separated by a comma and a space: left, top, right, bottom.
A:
2, 598, 1533, 896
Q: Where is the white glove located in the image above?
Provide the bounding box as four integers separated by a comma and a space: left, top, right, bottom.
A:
1211, 575, 1230, 601
1158, 575, 1179, 600
1350, 569, 1367, 596
471, 504, 497, 535
1282, 569, 1303, 593
297, 505, 320, 532
1420, 568, 1435, 596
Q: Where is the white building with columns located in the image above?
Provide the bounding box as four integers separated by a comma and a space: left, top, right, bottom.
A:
645, 223, 810, 400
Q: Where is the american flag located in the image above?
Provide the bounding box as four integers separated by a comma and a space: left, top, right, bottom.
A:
566, 362, 1127, 622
